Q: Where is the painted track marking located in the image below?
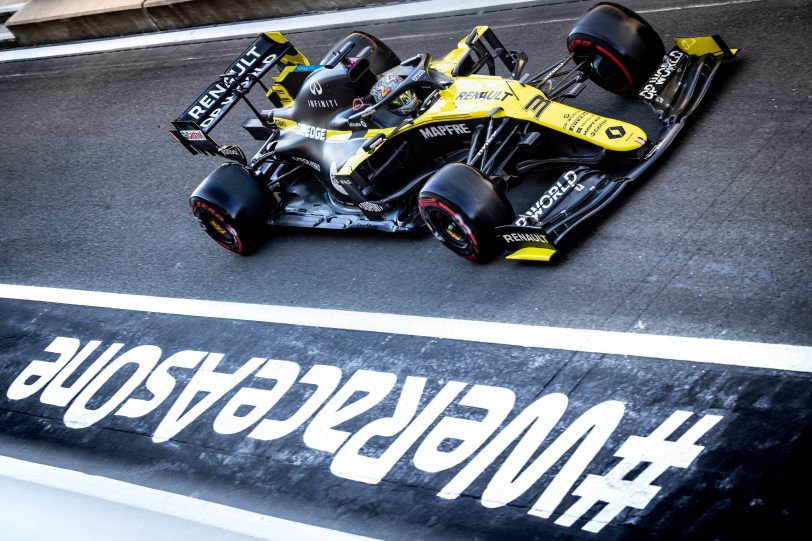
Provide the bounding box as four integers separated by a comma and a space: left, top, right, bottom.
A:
0, 455, 380, 541
1, 283, 809, 372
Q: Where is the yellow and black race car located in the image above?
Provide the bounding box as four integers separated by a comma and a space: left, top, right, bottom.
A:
171, 2, 737, 262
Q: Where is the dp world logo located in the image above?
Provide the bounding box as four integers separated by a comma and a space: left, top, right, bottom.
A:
605, 125, 626, 139
309, 81, 323, 96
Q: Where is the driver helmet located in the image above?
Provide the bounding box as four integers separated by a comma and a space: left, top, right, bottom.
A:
370, 73, 420, 116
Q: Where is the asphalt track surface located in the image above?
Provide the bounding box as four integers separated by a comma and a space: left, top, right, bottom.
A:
0, 0, 808, 344
0, 0, 811, 539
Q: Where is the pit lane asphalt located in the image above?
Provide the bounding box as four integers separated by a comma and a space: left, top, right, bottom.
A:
0, 0, 809, 346
0, 1, 811, 540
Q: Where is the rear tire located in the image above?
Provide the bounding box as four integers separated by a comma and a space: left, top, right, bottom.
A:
567, 2, 665, 95
189, 164, 274, 255
191, 199, 254, 254
418, 164, 514, 263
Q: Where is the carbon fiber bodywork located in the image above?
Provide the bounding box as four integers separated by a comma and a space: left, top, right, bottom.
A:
171, 4, 737, 261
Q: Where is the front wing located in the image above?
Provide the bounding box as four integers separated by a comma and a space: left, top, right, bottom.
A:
500, 35, 738, 262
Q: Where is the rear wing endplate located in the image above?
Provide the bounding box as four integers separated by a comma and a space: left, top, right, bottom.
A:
170, 32, 308, 157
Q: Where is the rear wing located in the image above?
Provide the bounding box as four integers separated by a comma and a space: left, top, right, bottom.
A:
170, 32, 308, 157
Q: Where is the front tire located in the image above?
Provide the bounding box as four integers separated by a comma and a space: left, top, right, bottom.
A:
418, 164, 514, 263
567, 2, 665, 95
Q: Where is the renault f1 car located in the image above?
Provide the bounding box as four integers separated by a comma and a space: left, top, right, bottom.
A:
170, 2, 737, 262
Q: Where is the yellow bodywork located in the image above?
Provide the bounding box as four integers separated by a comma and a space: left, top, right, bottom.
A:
673, 35, 739, 58
427, 76, 647, 151
264, 32, 310, 66
266, 25, 648, 181
430, 26, 490, 74
263, 26, 658, 263
264, 32, 310, 107
504, 247, 557, 262
270, 65, 299, 106
331, 73, 647, 177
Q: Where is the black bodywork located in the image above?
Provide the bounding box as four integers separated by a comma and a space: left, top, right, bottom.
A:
170, 3, 737, 261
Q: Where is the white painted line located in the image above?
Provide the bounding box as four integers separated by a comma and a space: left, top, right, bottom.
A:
0, 454, 380, 541
486, 0, 762, 30
0, 0, 764, 64
638, 0, 761, 14
0, 0, 533, 63
1, 283, 810, 372
0, 3, 24, 15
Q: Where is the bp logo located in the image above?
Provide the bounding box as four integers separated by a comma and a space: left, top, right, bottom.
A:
605, 126, 626, 139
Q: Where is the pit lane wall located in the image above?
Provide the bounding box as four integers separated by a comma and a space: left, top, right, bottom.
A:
6, 0, 400, 46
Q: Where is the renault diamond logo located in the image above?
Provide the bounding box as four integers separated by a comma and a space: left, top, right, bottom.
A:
605, 126, 626, 139
309, 81, 323, 95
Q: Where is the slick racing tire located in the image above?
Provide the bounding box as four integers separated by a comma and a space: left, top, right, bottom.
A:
418, 164, 514, 263
321, 31, 400, 76
189, 164, 273, 255
567, 2, 665, 96
190, 199, 254, 254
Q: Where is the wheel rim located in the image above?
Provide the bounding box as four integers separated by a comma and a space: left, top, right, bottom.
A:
192, 201, 242, 253
569, 40, 634, 94
426, 207, 472, 252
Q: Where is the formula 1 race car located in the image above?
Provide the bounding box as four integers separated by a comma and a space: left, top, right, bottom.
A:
170, 2, 737, 262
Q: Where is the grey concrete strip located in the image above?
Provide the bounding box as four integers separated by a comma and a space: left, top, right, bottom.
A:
9, 0, 147, 23
6, 0, 421, 45
0, 0, 541, 57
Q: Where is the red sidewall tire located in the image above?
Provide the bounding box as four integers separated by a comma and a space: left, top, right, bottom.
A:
191, 198, 248, 255
189, 163, 275, 255
418, 163, 514, 263
418, 196, 483, 261
567, 2, 665, 95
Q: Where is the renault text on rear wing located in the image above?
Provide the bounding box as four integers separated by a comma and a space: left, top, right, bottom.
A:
170, 32, 308, 156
